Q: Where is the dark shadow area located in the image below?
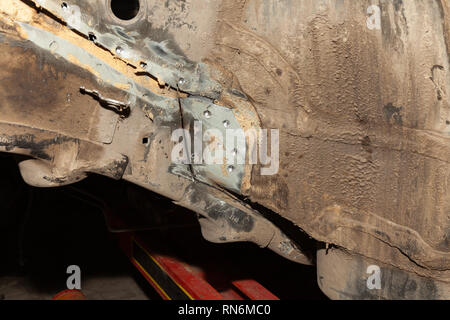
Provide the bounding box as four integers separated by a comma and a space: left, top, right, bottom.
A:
0, 155, 154, 300
137, 227, 327, 300
0, 155, 326, 300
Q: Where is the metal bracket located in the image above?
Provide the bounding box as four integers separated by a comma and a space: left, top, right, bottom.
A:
80, 87, 131, 118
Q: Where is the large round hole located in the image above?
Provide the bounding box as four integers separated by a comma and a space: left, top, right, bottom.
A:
110, 0, 140, 21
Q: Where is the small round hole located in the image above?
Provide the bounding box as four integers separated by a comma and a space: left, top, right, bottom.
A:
88, 33, 97, 42
203, 110, 211, 119
110, 0, 140, 21
115, 46, 123, 54
142, 137, 149, 144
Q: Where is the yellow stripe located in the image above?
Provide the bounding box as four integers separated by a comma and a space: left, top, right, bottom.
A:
133, 259, 171, 300
133, 240, 195, 300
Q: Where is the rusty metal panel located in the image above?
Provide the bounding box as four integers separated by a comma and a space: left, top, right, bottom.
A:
0, 0, 449, 299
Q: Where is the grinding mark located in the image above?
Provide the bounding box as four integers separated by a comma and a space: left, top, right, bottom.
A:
66, 54, 101, 79
25, 0, 222, 98
1, 1, 175, 98
219, 20, 301, 82
6, 20, 181, 128
218, 42, 284, 89
215, 19, 310, 117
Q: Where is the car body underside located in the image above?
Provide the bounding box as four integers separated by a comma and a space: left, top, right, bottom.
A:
0, 0, 449, 299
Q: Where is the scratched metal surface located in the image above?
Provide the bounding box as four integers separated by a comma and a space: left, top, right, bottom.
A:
0, 0, 449, 299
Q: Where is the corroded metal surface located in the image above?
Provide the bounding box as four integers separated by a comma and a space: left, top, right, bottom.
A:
217, 0, 450, 281
0, 0, 449, 299
0, 0, 309, 269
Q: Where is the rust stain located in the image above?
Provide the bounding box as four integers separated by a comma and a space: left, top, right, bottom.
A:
210, 0, 450, 279
0, 0, 177, 98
